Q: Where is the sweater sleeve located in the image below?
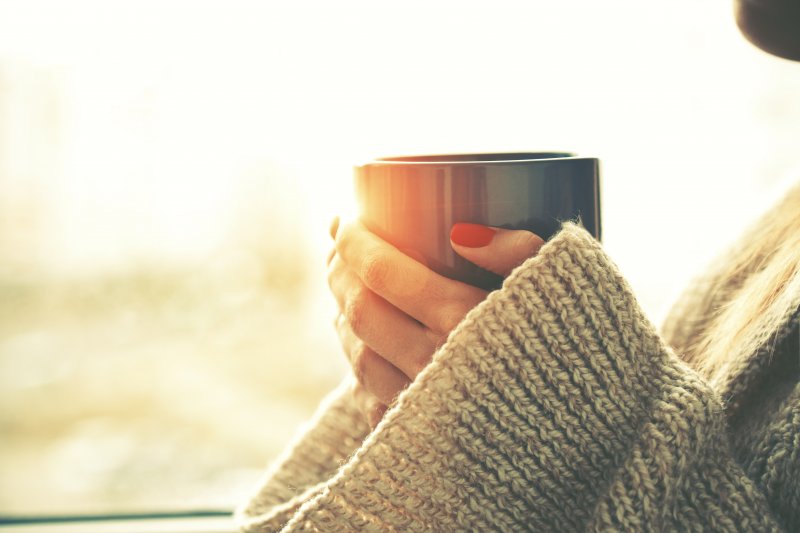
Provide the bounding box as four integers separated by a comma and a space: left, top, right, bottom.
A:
235, 378, 370, 532
240, 223, 786, 532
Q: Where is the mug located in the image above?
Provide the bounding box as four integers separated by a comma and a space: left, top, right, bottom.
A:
354, 152, 601, 290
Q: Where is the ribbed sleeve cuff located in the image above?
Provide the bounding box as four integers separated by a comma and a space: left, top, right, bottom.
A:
236, 378, 369, 531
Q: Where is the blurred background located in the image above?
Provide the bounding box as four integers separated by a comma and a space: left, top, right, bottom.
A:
1, 0, 799, 517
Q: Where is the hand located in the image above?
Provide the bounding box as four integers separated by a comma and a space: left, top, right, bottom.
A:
328, 218, 544, 427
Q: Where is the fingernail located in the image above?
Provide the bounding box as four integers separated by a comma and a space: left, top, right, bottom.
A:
450, 223, 496, 248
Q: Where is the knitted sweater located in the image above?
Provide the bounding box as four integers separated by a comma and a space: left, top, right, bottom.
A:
237, 223, 800, 532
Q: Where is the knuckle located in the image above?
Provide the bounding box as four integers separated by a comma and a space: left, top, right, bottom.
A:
334, 314, 347, 341
326, 264, 336, 291
334, 221, 357, 257
513, 231, 543, 258
366, 402, 386, 428
436, 303, 469, 333
351, 343, 375, 385
344, 286, 371, 336
328, 216, 340, 240
326, 255, 342, 290
424, 328, 447, 352
407, 351, 432, 379
360, 252, 391, 291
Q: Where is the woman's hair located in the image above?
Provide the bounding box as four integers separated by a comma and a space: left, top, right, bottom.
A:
735, 0, 800, 61
682, 181, 800, 386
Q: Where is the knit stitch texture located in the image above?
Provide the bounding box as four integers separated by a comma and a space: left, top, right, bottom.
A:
237, 223, 799, 532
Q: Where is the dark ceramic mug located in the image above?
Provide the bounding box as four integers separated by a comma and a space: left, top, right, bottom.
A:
354, 152, 601, 290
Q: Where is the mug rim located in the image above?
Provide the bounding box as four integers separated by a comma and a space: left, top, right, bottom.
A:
357, 152, 593, 166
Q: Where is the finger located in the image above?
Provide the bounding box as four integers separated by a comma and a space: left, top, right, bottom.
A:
327, 253, 348, 300
326, 247, 336, 266
367, 402, 388, 429
351, 382, 388, 430
450, 223, 544, 277
329, 216, 340, 240
327, 253, 351, 309
335, 220, 486, 333
329, 259, 438, 379
336, 314, 411, 404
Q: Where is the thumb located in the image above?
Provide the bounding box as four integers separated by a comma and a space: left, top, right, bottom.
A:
450, 223, 544, 277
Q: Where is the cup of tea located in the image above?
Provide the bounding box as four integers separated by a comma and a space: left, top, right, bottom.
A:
354, 152, 601, 290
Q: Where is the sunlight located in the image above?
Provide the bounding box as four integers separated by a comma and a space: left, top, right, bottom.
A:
2, 0, 800, 516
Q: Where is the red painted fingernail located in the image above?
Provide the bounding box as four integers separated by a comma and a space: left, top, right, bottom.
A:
450, 223, 496, 248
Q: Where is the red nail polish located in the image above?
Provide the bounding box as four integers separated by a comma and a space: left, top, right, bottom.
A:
450, 223, 496, 248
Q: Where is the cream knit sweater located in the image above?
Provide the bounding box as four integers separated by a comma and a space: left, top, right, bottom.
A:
237, 223, 800, 532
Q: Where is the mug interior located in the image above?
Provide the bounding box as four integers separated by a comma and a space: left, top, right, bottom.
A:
376, 152, 574, 163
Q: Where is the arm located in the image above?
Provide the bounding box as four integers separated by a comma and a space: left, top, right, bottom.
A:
266, 224, 784, 531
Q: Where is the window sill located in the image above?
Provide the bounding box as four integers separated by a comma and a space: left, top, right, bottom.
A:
0, 515, 236, 533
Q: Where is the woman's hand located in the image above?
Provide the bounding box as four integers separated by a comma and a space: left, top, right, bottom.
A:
328, 218, 544, 427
